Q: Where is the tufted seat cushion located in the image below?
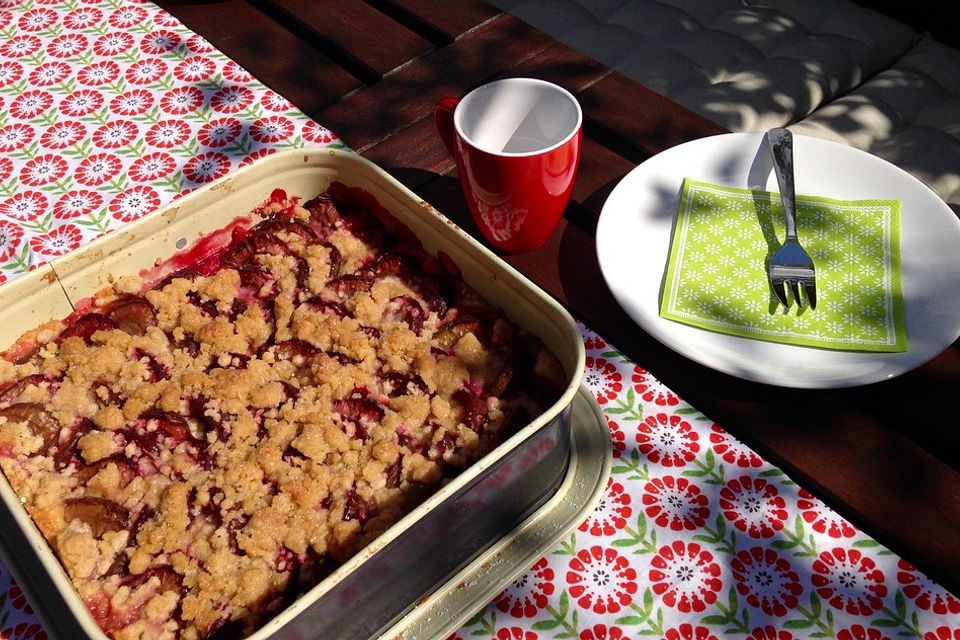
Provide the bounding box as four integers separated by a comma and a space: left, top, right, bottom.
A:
492, 0, 960, 207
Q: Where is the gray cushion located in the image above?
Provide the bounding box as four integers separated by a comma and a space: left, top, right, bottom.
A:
492, 0, 960, 206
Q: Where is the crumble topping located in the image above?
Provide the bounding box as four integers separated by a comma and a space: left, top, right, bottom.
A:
0, 184, 564, 640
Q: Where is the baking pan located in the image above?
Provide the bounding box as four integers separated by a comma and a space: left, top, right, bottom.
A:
0, 149, 586, 639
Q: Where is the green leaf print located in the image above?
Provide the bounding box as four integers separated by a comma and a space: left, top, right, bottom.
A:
616, 588, 664, 636
784, 592, 834, 637
611, 449, 651, 480
770, 514, 818, 557
611, 511, 657, 554
701, 587, 751, 634
604, 387, 643, 421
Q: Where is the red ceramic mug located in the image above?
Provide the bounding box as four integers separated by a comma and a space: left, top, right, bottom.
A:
435, 78, 582, 253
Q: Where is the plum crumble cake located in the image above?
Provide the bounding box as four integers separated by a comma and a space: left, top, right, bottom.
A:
0, 183, 565, 640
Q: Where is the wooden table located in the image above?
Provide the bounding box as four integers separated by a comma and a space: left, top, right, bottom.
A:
157, 0, 960, 595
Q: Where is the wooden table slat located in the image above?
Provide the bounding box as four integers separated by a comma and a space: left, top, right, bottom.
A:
382, 0, 500, 41
158, 0, 363, 116
315, 13, 556, 151
265, 0, 435, 81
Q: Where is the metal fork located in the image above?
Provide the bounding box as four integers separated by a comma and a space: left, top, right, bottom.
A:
766, 128, 817, 310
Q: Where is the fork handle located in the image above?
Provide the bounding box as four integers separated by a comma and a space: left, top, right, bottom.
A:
767, 128, 798, 241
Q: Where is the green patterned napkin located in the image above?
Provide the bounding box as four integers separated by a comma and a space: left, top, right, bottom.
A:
660, 178, 907, 351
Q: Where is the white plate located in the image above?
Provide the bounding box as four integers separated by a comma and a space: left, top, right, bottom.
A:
595, 132, 960, 388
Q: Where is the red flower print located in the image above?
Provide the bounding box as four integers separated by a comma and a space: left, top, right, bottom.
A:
184, 152, 231, 183
0, 8, 9, 28
579, 477, 632, 536
0, 61, 24, 89
924, 628, 960, 640
811, 547, 887, 615
747, 627, 795, 640
797, 489, 857, 538
77, 60, 121, 87
109, 186, 161, 223
40, 121, 86, 150
17, 7, 57, 31
607, 417, 626, 458
0, 220, 24, 262
494, 557, 554, 618
731, 547, 803, 616
10, 90, 54, 120
649, 541, 722, 612
30, 225, 82, 257
709, 424, 763, 468
7, 583, 32, 612
211, 85, 255, 114
583, 356, 622, 405
28, 61, 71, 87
0, 124, 34, 153
0, 191, 47, 222
19, 154, 68, 187
198, 118, 242, 148
129, 152, 176, 183
837, 625, 890, 640
109, 6, 149, 29
0, 622, 47, 639
182, 32, 215, 54
222, 60, 253, 82
53, 190, 103, 220
174, 56, 216, 83
75, 153, 122, 187
566, 546, 637, 614
579, 624, 631, 640
93, 32, 134, 57
109, 90, 154, 117
239, 147, 277, 166
636, 412, 699, 467
59, 89, 104, 117
154, 12, 183, 29
46, 33, 89, 59
146, 120, 191, 149
63, 7, 103, 29
250, 115, 295, 143
642, 475, 709, 531
495, 629, 537, 640
160, 86, 205, 115
718, 476, 787, 538
631, 365, 679, 406
302, 120, 336, 144
897, 559, 960, 614
140, 29, 182, 54
583, 335, 607, 351
261, 90, 294, 113
125, 58, 169, 85
662, 625, 717, 640
0, 157, 11, 182
92, 120, 139, 149
0, 35, 43, 59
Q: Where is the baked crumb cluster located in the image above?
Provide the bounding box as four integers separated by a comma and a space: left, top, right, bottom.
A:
0, 184, 564, 640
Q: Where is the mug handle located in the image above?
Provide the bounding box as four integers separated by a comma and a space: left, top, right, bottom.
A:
434, 96, 459, 157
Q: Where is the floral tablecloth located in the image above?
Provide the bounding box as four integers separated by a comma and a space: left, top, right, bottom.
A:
0, 1, 957, 640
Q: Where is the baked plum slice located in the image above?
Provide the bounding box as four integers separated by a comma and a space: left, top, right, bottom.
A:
105, 296, 157, 336
383, 295, 425, 334
0, 373, 59, 405
0, 403, 61, 450
57, 313, 118, 343
342, 489, 378, 524
63, 496, 129, 537
332, 395, 383, 440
